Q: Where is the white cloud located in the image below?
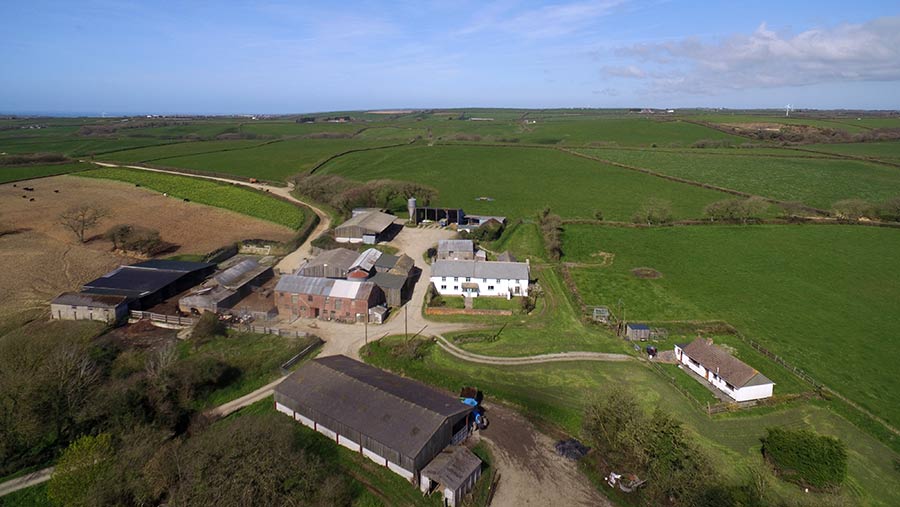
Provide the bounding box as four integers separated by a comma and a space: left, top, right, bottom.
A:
612, 16, 900, 93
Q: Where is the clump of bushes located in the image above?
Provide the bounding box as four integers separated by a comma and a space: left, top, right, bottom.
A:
761, 427, 848, 489
703, 197, 769, 223
0, 152, 69, 166
104, 224, 166, 255
292, 173, 437, 217
631, 198, 673, 225
191, 312, 226, 342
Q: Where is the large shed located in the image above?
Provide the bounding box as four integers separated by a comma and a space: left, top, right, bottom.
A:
79, 260, 215, 310
334, 211, 397, 244
274, 355, 476, 485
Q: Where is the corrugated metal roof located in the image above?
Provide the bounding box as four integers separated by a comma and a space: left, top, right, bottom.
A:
303, 248, 359, 272
275, 275, 333, 296
421, 446, 482, 490
432, 260, 529, 281
51, 292, 127, 308
680, 338, 773, 388
437, 239, 474, 254
336, 211, 396, 234
351, 249, 383, 272
130, 259, 214, 273
374, 253, 399, 269
275, 356, 471, 461
330, 279, 363, 299
214, 259, 266, 289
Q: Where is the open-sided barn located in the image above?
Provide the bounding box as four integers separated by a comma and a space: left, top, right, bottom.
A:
178, 258, 273, 314
274, 355, 478, 496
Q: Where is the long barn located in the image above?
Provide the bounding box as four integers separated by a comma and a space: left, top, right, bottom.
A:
274, 355, 478, 487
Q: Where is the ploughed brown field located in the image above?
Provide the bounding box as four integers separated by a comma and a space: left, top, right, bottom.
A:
0, 175, 294, 319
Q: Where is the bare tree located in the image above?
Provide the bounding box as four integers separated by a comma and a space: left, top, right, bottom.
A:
60, 204, 109, 243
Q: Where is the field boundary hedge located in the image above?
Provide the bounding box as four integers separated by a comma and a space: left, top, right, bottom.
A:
560, 218, 900, 230
307, 138, 417, 174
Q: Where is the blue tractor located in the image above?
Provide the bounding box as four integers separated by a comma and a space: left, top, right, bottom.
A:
460, 387, 488, 430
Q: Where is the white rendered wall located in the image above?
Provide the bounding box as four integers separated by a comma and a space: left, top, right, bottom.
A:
362, 447, 387, 466
275, 402, 294, 417
338, 435, 361, 452
387, 461, 415, 482
430, 276, 528, 297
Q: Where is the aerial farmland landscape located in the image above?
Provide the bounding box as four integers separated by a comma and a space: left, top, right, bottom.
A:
2, 2, 900, 507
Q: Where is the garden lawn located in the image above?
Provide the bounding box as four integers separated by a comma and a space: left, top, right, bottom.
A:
439, 267, 625, 356
562, 224, 900, 428
579, 148, 900, 209
76, 167, 305, 228
0, 162, 91, 183
318, 144, 732, 220
363, 337, 900, 507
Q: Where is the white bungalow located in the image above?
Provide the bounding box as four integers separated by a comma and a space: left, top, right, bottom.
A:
674, 338, 774, 402
430, 260, 529, 298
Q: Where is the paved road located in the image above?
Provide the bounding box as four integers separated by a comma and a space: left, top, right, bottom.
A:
88, 161, 331, 274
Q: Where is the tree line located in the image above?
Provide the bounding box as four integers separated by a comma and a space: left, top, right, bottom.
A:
292, 173, 438, 217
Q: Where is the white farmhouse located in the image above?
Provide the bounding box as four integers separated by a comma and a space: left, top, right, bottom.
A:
674, 338, 774, 402
431, 260, 529, 298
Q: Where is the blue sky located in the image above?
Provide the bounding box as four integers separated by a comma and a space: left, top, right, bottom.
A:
1, 0, 898, 114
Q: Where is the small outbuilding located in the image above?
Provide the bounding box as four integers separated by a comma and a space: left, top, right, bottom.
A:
275, 276, 384, 322
50, 292, 128, 324
625, 323, 651, 341
437, 240, 475, 261
419, 446, 483, 507
178, 258, 273, 315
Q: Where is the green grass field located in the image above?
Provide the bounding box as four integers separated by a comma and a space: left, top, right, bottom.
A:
363, 337, 900, 507
318, 144, 732, 220
76, 167, 305, 228
579, 148, 900, 209
99, 139, 270, 163
562, 224, 900, 427
117, 138, 407, 181
804, 141, 900, 162
510, 118, 747, 146
0, 162, 91, 183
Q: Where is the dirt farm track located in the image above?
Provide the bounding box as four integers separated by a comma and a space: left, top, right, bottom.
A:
0, 175, 294, 319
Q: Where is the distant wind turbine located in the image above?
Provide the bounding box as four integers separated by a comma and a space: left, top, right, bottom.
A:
785, 104, 793, 117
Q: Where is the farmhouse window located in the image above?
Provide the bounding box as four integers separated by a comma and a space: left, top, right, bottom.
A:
441, 285, 447, 290
465, 277, 471, 282
496, 279, 500, 283
454, 286, 459, 290
488, 285, 494, 290
454, 277, 458, 282
307, 295, 313, 302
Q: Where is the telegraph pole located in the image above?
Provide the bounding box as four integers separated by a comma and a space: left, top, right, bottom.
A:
405, 305, 408, 338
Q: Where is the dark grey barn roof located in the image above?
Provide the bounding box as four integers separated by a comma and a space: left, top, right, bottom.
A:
275, 355, 471, 460
303, 248, 360, 272
130, 259, 214, 272
421, 446, 482, 490
371, 272, 407, 290
83, 267, 187, 296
